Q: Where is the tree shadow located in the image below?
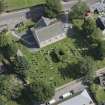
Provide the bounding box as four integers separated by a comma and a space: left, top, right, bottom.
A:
15, 87, 33, 105
58, 63, 82, 80
94, 77, 100, 85
25, 5, 45, 22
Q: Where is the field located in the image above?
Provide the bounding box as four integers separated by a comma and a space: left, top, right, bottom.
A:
4, 0, 46, 11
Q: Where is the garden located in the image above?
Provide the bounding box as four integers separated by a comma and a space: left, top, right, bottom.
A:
1, 1, 105, 104
18, 37, 83, 87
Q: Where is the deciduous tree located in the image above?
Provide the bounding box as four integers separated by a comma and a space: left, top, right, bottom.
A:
79, 56, 96, 84
69, 1, 88, 20
30, 80, 54, 103
12, 56, 29, 77
0, 75, 24, 99
45, 0, 62, 18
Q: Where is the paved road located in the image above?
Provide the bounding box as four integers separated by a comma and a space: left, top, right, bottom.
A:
0, 9, 29, 29
0, 6, 44, 29
61, 0, 98, 12
0, 0, 98, 30
61, 0, 78, 12
53, 79, 86, 102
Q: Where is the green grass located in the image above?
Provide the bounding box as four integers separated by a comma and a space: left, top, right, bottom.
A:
18, 38, 82, 87
91, 84, 105, 102
4, 0, 46, 11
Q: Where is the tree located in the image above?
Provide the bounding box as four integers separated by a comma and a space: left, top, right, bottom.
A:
78, 56, 96, 84
69, 1, 88, 20
0, 75, 24, 99
30, 80, 55, 103
0, 31, 18, 60
0, 95, 20, 105
45, 0, 62, 18
0, 31, 12, 48
12, 56, 29, 77
90, 28, 102, 43
3, 43, 18, 59
0, 0, 4, 13
97, 41, 105, 59
89, 43, 101, 60
82, 18, 97, 37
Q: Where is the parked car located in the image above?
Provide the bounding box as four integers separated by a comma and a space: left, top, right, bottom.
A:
46, 99, 56, 105
60, 92, 72, 99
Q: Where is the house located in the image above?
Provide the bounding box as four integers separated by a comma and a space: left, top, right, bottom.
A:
58, 89, 95, 105
32, 21, 66, 48
37, 16, 56, 28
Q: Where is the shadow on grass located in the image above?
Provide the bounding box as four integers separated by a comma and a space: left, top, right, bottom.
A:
15, 87, 34, 105
58, 63, 82, 80
70, 26, 89, 48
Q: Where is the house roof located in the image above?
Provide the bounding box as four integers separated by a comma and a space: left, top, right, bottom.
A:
37, 17, 56, 28
33, 21, 65, 42
58, 90, 94, 105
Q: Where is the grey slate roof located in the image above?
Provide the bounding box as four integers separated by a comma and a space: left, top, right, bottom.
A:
37, 17, 56, 28
58, 90, 94, 105
34, 21, 65, 42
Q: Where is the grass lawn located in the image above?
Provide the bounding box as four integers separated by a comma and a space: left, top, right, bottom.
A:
4, 0, 46, 11
18, 37, 82, 87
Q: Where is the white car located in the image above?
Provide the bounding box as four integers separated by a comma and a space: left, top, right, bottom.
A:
46, 99, 56, 105
61, 92, 72, 99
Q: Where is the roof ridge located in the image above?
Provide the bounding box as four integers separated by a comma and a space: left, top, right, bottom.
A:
35, 21, 63, 32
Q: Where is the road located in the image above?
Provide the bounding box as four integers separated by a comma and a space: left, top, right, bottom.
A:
61, 0, 98, 12
0, 6, 44, 29
0, 0, 98, 30
0, 9, 29, 29
53, 79, 86, 102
